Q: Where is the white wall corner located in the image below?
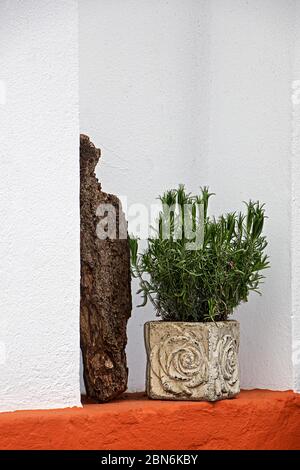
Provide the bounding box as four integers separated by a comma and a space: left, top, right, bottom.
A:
291, 79, 300, 393
0, 0, 81, 411
291, 1, 300, 394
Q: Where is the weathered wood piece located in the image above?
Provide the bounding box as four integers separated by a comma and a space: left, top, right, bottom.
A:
80, 134, 132, 402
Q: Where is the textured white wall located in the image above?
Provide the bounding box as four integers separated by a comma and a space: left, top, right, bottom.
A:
80, 0, 298, 392
207, 0, 295, 390
79, 0, 210, 392
292, 1, 300, 393
0, 1, 81, 411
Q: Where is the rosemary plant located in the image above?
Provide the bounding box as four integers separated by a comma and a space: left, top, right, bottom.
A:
130, 186, 269, 322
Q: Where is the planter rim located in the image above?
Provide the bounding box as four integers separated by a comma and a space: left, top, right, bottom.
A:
145, 319, 239, 325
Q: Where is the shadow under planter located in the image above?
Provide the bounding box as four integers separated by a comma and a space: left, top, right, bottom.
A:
144, 320, 240, 401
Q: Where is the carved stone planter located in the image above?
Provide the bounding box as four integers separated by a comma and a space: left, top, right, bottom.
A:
144, 320, 240, 401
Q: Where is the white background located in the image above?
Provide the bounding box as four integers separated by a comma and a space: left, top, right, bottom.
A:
0, 0, 81, 411
80, 0, 300, 393
292, 1, 300, 393
0, 0, 299, 413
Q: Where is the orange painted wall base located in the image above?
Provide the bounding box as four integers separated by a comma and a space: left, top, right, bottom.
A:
0, 390, 299, 450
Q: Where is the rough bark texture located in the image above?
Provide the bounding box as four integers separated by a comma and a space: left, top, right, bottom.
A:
80, 134, 132, 402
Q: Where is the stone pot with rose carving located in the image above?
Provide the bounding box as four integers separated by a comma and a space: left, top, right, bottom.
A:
144, 320, 240, 401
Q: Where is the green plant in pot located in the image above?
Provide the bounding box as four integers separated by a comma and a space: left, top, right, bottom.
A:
130, 186, 269, 401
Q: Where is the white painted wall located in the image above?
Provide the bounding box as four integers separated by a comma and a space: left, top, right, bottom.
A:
207, 0, 295, 390
0, 0, 297, 413
80, 0, 298, 392
79, 0, 211, 392
0, 1, 81, 411
292, 1, 300, 393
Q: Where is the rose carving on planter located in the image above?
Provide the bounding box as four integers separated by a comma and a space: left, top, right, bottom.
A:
145, 321, 240, 401
215, 334, 239, 396
150, 326, 209, 397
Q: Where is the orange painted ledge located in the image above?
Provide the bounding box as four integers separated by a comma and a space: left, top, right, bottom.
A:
0, 390, 299, 450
